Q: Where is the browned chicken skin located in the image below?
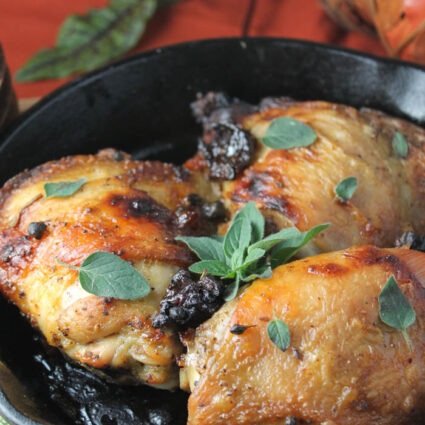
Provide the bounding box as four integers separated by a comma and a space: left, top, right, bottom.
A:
186, 96, 425, 253
182, 246, 425, 425
0, 149, 220, 387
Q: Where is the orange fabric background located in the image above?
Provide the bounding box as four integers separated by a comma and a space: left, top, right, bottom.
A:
0, 0, 385, 99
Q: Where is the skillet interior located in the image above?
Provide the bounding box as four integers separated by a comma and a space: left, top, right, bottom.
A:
0, 37, 425, 425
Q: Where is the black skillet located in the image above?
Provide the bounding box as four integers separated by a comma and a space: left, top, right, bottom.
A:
0, 37, 424, 425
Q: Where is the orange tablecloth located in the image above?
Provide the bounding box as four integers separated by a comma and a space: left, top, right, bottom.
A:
0, 0, 385, 99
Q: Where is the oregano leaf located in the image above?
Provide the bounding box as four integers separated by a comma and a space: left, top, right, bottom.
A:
189, 260, 232, 277
58, 251, 151, 299
233, 201, 264, 242
378, 275, 416, 350
335, 177, 358, 202
175, 236, 225, 262
223, 274, 241, 301
44, 178, 87, 198
267, 316, 290, 352
224, 217, 251, 259
392, 131, 408, 158
262, 117, 317, 150
248, 227, 300, 252
271, 223, 330, 268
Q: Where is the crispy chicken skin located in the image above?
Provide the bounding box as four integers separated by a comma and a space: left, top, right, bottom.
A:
182, 246, 425, 425
187, 97, 425, 252
0, 149, 220, 387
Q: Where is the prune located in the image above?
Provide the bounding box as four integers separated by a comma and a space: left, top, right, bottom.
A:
191, 92, 256, 131
175, 195, 226, 235
152, 269, 225, 330
191, 92, 231, 124
201, 200, 226, 221
395, 231, 425, 252
200, 122, 257, 180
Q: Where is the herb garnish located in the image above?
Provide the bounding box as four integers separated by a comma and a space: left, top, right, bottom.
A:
392, 131, 408, 158
267, 314, 290, 352
334, 176, 358, 202
261, 117, 317, 150
44, 178, 87, 199
378, 275, 416, 350
57, 251, 151, 299
177, 202, 330, 301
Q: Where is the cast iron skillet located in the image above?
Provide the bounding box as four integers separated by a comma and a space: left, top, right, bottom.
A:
0, 37, 425, 425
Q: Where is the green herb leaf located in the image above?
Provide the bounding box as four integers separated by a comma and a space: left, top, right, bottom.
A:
58, 251, 151, 299
230, 247, 246, 270
176, 236, 226, 263
248, 227, 300, 253
189, 260, 232, 277
15, 0, 157, 82
233, 201, 264, 242
223, 274, 241, 301
178, 203, 329, 298
270, 223, 330, 268
261, 117, 317, 150
241, 264, 272, 281
392, 131, 408, 158
267, 316, 290, 352
378, 275, 416, 350
44, 178, 87, 198
223, 217, 251, 259
241, 248, 266, 269
334, 176, 358, 202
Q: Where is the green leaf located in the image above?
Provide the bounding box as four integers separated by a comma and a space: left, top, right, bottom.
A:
233, 201, 264, 243
59, 251, 151, 299
15, 0, 157, 82
189, 260, 231, 277
335, 176, 358, 202
224, 217, 251, 259
175, 236, 225, 263
241, 264, 272, 281
392, 131, 408, 158
248, 227, 300, 252
267, 316, 290, 352
271, 223, 330, 269
241, 248, 266, 269
44, 178, 87, 198
224, 274, 241, 301
379, 275, 416, 350
230, 247, 246, 270
261, 117, 317, 150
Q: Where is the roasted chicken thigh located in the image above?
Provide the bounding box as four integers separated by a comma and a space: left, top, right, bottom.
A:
0, 149, 219, 387
182, 246, 425, 425
186, 95, 425, 253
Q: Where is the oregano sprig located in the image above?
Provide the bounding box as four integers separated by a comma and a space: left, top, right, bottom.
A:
176, 202, 330, 301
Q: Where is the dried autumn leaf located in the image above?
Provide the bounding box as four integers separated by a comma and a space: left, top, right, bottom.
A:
320, 0, 425, 65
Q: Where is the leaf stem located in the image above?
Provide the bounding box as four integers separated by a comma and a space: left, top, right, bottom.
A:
55, 257, 80, 271
401, 328, 413, 352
